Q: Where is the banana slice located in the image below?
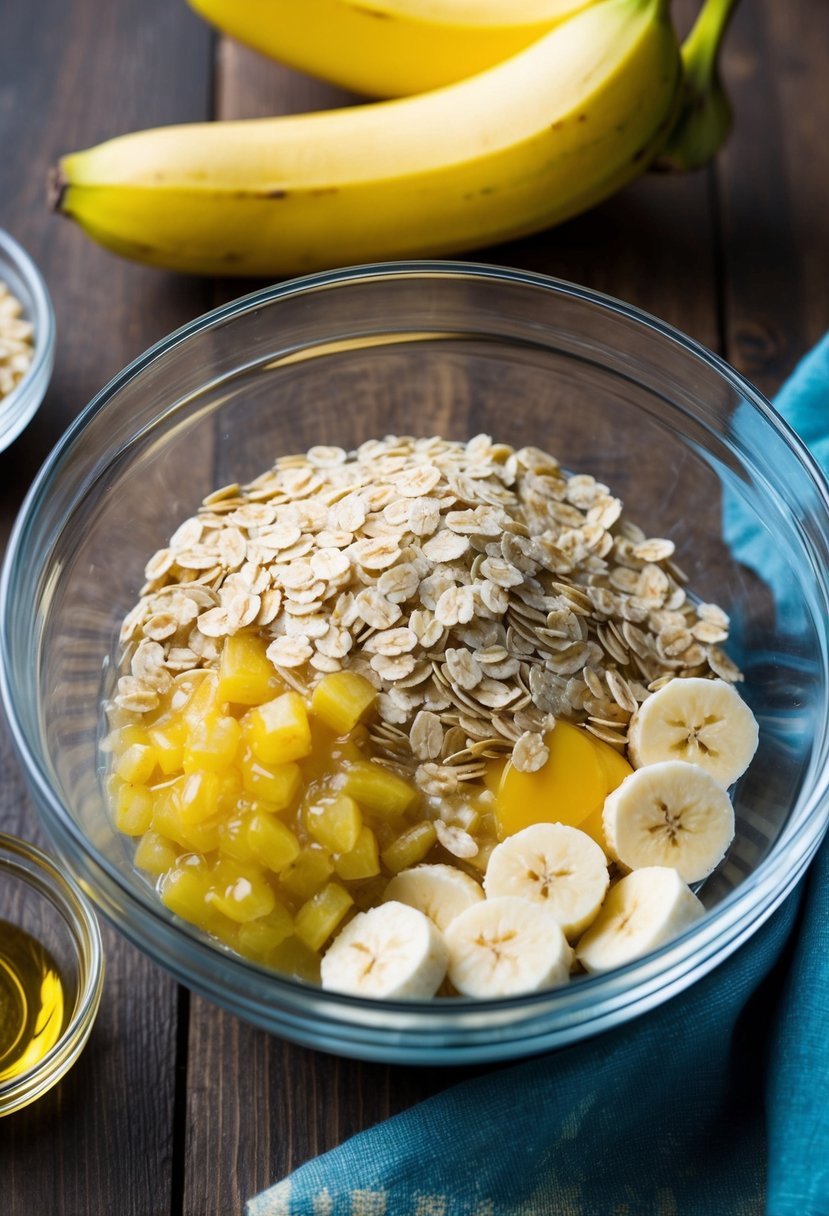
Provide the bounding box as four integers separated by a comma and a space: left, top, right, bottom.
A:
628, 676, 758, 787
576, 866, 705, 973
383, 863, 484, 933
603, 760, 734, 883
445, 896, 572, 998
484, 823, 609, 939
320, 901, 448, 999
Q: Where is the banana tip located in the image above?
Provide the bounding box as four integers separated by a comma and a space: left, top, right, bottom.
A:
48, 165, 68, 214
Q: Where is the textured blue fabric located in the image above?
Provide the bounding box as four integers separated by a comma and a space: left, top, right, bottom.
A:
249, 339, 829, 1216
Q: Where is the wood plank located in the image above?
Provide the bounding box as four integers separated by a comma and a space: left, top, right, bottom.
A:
0, 3, 214, 1213
718, 0, 829, 396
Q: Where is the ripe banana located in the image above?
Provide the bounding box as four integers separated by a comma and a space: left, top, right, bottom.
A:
484, 823, 608, 939
320, 900, 448, 997
383, 863, 484, 932
185, 0, 598, 98
575, 866, 704, 972
627, 676, 759, 788
52, 0, 681, 277
445, 896, 573, 997
602, 759, 735, 883
655, 0, 740, 171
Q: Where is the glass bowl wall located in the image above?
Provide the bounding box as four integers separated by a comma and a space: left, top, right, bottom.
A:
2, 262, 828, 1063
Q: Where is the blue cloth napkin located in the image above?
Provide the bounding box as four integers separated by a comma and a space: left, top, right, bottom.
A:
249, 336, 829, 1216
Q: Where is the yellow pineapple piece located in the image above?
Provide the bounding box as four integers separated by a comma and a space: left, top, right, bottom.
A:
269, 936, 322, 984
237, 901, 294, 960
161, 859, 213, 925
305, 793, 362, 855
182, 669, 222, 728
333, 825, 380, 881
239, 748, 301, 809
246, 810, 301, 873
278, 846, 334, 902
217, 632, 277, 706
294, 882, 353, 951
246, 691, 312, 764
178, 770, 221, 824
110, 723, 150, 754
340, 761, 417, 819
152, 781, 221, 853
207, 858, 276, 923
183, 713, 242, 774
134, 830, 179, 876
381, 821, 437, 873
218, 813, 257, 865
114, 783, 154, 836
217, 769, 243, 814
310, 670, 376, 735
148, 720, 187, 775
115, 742, 156, 786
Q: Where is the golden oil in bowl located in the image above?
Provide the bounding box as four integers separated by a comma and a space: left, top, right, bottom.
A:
0, 835, 103, 1114
0, 918, 66, 1083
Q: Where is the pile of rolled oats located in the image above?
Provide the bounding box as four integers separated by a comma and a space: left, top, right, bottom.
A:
0, 280, 34, 401
115, 435, 739, 792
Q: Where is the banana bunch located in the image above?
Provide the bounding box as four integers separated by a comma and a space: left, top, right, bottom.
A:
52, 0, 738, 278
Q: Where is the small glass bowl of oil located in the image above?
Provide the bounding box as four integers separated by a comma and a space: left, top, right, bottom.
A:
0, 833, 103, 1116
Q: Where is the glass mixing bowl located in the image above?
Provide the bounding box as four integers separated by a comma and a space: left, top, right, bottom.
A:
2, 262, 829, 1064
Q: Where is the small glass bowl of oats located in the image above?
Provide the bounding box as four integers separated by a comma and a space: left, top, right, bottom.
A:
2, 262, 829, 1065
0, 228, 55, 453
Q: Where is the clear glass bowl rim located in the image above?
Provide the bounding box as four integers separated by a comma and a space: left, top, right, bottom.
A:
0, 832, 104, 1114
2, 259, 829, 1061
0, 228, 56, 452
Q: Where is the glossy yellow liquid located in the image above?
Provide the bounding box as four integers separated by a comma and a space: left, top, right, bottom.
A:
0, 919, 66, 1083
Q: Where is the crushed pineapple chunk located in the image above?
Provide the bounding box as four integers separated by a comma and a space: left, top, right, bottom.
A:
134, 830, 179, 876
114, 783, 154, 836
237, 901, 294, 959
207, 858, 276, 923
294, 882, 353, 952
247, 691, 312, 764
333, 825, 380, 881
340, 761, 416, 819
279, 846, 334, 902
305, 793, 362, 854
217, 633, 277, 705
380, 821, 437, 873
148, 721, 186, 775
183, 714, 241, 773
115, 743, 156, 786
161, 860, 213, 924
310, 670, 376, 735
239, 750, 302, 808
246, 810, 301, 873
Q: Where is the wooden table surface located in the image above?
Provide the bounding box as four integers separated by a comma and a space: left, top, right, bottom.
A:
1, 2, 827, 1212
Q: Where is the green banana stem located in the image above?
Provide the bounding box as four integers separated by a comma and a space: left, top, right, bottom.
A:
654, 0, 741, 172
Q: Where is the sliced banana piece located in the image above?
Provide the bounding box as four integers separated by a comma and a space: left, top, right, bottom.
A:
445, 896, 572, 999
484, 823, 609, 939
320, 901, 448, 999
603, 759, 734, 883
628, 676, 758, 787
383, 863, 484, 933
576, 866, 705, 973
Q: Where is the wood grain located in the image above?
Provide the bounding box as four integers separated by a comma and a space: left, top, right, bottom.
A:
0, 3, 213, 1214
718, 0, 829, 395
